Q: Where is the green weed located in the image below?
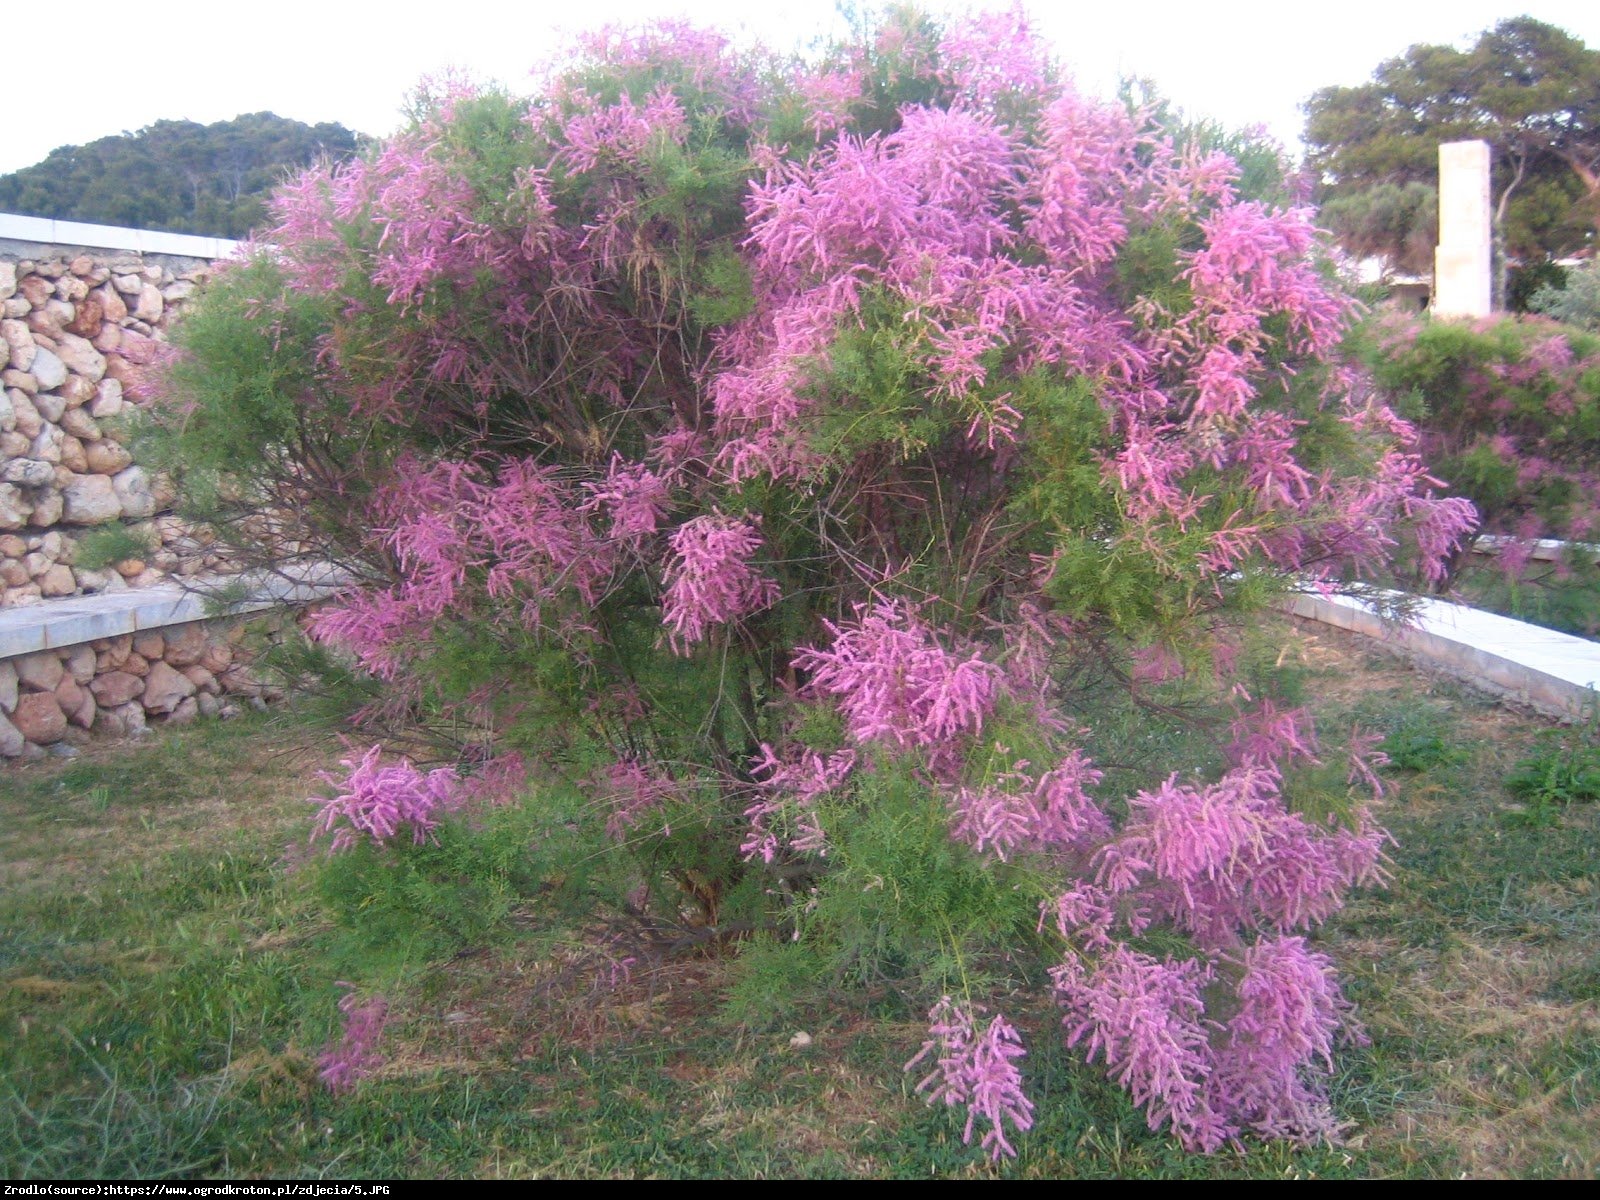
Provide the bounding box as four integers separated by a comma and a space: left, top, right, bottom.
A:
1504, 726, 1600, 827
1376, 706, 1465, 772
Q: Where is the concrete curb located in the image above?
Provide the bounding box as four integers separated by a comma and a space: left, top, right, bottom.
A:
1287, 589, 1600, 721
1471, 535, 1600, 565
0, 211, 242, 261
0, 563, 351, 657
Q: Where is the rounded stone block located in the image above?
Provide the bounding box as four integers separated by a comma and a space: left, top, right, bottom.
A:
11, 691, 66, 744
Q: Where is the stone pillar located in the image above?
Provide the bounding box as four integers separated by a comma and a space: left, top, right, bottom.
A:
1432, 140, 1493, 318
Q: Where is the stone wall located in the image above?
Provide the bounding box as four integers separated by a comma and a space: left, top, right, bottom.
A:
0, 616, 286, 759
0, 217, 315, 762
1, 230, 232, 609
0, 560, 343, 763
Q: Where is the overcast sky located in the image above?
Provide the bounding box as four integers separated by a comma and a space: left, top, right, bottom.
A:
4, 1, 1599, 177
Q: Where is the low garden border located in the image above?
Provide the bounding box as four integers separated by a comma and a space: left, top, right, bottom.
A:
0, 563, 346, 759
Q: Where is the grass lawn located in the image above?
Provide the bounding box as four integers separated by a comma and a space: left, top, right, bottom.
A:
2, 622, 1596, 1179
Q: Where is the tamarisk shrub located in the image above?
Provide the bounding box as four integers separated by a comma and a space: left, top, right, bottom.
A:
1357, 312, 1600, 629
1361, 312, 1600, 557
159, 7, 1473, 1156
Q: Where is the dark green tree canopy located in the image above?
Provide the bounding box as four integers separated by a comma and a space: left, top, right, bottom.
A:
0, 113, 363, 239
1319, 182, 1438, 278
1305, 16, 1600, 266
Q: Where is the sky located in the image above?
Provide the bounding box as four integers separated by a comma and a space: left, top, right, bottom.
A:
4, 0, 1600, 176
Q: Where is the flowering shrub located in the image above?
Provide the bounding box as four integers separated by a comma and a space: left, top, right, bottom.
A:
1362, 312, 1600, 555
1529, 260, 1600, 333
160, 7, 1475, 1154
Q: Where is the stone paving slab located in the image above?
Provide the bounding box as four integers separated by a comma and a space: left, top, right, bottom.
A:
0, 564, 350, 657
1288, 589, 1600, 721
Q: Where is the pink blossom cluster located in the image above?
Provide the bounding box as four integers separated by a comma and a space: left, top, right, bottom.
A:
476, 458, 618, 625
660, 514, 780, 653
558, 85, 690, 174
742, 745, 857, 862
1130, 642, 1186, 685
906, 997, 1035, 1161
935, 5, 1055, 112
305, 589, 424, 683
317, 986, 389, 1094
948, 751, 1109, 862
309, 455, 621, 670
1050, 935, 1354, 1150
782, 608, 1387, 1154
793, 601, 1004, 764
709, 70, 1470, 590
601, 758, 678, 841
581, 456, 674, 548
1053, 947, 1224, 1149
1012, 758, 1386, 1149
309, 455, 774, 672
460, 750, 531, 806
792, 68, 863, 138
269, 120, 537, 315
311, 744, 464, 854
1225, 700, 1321, 769
1283, 437, 1477, 588
367, 133, 521, 309
718, 101, 1151, 476
776, 600, 1389, 1155
560, 21, 762, 124
1344, 727, 1391, 801
1027, 90, 1148, 271
1208, 936, 1352, 1142
1099, 763, 1389, 943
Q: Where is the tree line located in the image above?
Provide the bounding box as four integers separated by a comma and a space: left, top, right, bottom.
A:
0, 113, 362, 239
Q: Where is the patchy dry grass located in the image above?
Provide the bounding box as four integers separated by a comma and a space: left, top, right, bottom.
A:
1288, 625, 1600, 1179
0, 712, 331, 897
2, 625, 1597, 1178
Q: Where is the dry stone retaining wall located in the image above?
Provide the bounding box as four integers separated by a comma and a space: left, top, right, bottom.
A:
0, 561, 344, 762
0, 215, 304, 762
0, 615, 286, 759
0, 241, 222, 606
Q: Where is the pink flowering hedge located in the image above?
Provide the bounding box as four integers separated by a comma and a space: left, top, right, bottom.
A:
158, 8, 1476, 1158
1362, 312, 1600, 574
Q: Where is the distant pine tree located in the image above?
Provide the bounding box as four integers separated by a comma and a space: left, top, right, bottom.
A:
0, 113, 363, 238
